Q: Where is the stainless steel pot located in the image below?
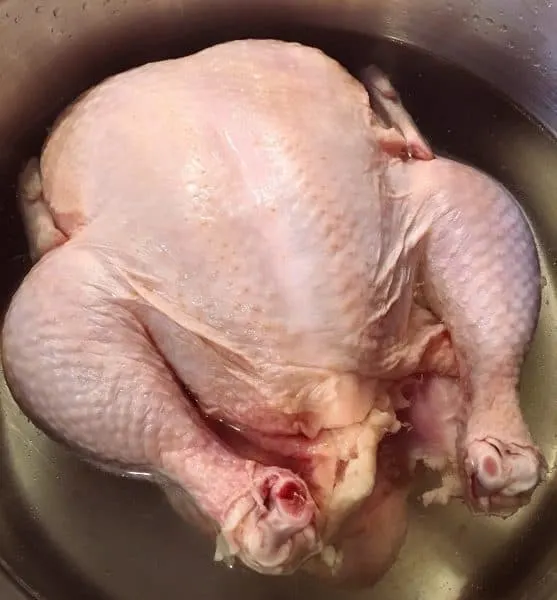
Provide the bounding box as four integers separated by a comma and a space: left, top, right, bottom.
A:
0, 1, 556, 599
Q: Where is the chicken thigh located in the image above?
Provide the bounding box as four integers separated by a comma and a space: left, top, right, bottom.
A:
1, 39, 544, 579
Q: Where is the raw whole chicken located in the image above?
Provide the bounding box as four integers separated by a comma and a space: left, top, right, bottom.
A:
1, 39, 545, 583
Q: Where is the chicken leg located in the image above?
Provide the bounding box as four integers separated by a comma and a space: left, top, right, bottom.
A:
400, 157, 545, 513
1, 246, 322, 574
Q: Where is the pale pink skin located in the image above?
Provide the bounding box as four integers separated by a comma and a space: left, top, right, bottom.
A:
1, 39, 544, 579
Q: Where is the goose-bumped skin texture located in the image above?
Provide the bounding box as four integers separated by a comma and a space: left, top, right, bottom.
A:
2, 39, 544, 580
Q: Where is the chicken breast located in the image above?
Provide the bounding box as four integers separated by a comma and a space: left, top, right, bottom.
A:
1, 39, 544, 580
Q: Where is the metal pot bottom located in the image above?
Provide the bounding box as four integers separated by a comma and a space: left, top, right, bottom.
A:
0, 32, 556, 600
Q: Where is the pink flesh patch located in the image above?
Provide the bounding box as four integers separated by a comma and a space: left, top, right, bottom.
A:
482, 455, 499, 478
277, 481, 308, 517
